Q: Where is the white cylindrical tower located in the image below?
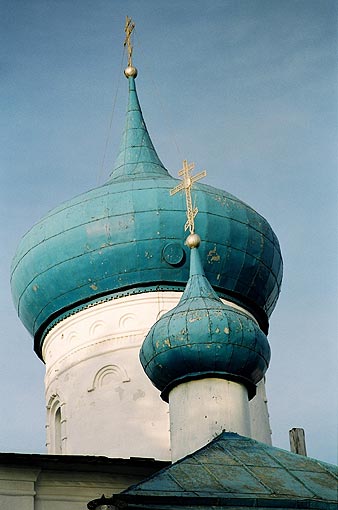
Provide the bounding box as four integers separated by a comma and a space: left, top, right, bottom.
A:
43, 292, 181, 458
169, 378, 251, 461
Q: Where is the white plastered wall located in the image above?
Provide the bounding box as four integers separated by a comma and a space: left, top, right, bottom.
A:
43, 292, 178, 459
0, 467, 39, 510
42, 291, 271, 459
169, 378, 252, 462
249, 377, 272, 445
0, 461, 162, 510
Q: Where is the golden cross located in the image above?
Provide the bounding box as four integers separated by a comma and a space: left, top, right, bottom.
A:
170, 160, 206, 234
124, 16, 135, 67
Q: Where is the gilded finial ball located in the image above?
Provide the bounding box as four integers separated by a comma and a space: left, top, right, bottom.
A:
124, 66, 138, 78
185, 233, 201, 248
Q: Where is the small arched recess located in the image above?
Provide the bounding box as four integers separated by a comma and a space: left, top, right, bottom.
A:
88, 364, 130, 392
46, 394, 67, 454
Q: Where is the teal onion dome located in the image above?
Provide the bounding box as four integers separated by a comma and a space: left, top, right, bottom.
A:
10, 72, 282, 359
140, 242, 271, 401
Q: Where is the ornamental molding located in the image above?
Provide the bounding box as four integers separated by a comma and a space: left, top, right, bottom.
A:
42, 292, 182, 363
88, 364, 130, 392
45, 332, 145, 383
43, 291, 257, 377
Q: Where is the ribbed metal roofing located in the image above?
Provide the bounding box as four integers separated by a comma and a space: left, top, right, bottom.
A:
10, 73, 283, 358
107, 77, 169, 182
112, 432, 338, 510
140, 245, 270, 400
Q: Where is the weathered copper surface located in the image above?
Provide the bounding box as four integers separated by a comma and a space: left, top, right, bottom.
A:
11, 77, 283, 358
141, 247, 270, 400
112, 432, 338, 509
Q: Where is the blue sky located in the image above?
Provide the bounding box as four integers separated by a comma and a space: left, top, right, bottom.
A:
1, 0, 337, 463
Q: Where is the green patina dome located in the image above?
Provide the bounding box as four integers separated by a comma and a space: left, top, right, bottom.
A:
140, 245, 271, 400
10, 75, 282, 358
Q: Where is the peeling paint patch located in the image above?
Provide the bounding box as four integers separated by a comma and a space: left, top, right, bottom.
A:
32, 284, 38, 292
133, 389, 145, 401
189, 316, 202, 322
90, 283, 98, 291
224, 327, 229, 334
214, 195, 227, 206
207, 246, 221, 263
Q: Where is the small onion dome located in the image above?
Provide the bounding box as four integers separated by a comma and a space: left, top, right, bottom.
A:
140, 241, 271, 401
11, 73, 282, 359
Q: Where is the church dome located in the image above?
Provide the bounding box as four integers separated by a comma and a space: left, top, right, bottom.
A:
140, 242, 270, 400
10, 74, 282, 358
